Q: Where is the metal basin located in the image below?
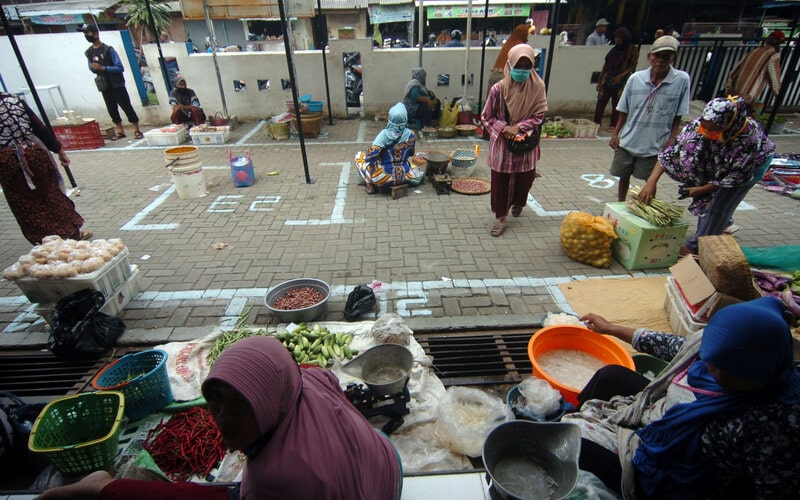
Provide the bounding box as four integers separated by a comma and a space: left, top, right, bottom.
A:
264, 278, 330, 323
341, 344, 413, 395
420, 151, 449, 176
483, 421, 580, 500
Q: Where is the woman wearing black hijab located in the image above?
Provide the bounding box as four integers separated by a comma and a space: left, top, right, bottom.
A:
593, 27, 639, 131
169, 76, 206, 127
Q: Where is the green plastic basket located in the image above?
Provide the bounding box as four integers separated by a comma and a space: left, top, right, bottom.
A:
28, 391, 125, 476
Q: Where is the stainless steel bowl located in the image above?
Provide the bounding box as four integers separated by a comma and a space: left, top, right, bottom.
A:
264, 278, 330, 323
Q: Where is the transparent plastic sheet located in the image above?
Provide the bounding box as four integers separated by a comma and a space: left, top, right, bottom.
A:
371, 312, 413, 345
433, 387, 514, 457
517, 377, 561, 418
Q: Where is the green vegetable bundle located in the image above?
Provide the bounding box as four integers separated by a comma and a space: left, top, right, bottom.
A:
274, 323, 357, 367
627, 186, 684, 227
207, 326, 272, 366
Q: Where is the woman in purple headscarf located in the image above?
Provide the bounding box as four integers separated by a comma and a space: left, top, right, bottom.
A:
638, 95, 775, 255
36, 336, 401, 500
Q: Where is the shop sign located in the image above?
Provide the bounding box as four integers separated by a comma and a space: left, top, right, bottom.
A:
368, 4, 415, 24
427, 5, 530, 18
30, 14, 86, 25
3, 6, 19, 21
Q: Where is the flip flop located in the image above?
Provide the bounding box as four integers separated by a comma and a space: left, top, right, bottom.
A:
111, 132, 126, 141
134, 131, 144, 140
79, 230, 93, 241
490, 222, 506, 237
511, 206, 523, 217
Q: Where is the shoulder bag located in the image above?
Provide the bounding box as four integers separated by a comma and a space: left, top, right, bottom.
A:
503, 103, 540, 153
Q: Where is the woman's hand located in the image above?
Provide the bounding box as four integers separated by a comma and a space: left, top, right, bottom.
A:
637, 180, 657, 203
501, 124, 521, 139
580, 313, 636, 345
34, 471, 114, 499
57, 149, 70, 167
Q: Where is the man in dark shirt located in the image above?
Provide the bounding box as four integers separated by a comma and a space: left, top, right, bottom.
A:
78, 23, 142, 140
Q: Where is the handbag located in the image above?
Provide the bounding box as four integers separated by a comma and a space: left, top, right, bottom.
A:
94, 74, 108, 92
503, 103, 540, 153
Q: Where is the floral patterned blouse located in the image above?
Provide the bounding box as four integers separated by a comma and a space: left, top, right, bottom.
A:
633, 328, 800, 498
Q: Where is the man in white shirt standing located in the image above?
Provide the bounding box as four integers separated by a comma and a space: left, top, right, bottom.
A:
586, 18, 610, 46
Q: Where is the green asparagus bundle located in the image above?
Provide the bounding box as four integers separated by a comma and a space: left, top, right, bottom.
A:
627, 186, 685, 227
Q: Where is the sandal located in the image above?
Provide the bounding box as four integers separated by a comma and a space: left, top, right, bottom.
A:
511, 206, 523, 217
79, 230, 93, 241
111, 132, 126, 141
490, 222, 507, 237
134, 131, 144, 140
679, 245, 696, 257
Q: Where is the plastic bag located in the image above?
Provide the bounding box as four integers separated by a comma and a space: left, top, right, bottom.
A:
47, 288, 125, 359
371, 313, 412, 346
440, 99, 459, 128
0, 392, 48, 473
433, 386, 514, 457
517, 377, 561, 418
560, 211, 617, 268
343, 284, 376, 321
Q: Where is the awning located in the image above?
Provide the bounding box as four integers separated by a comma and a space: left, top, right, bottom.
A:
115, 1, 183, 15
13, 0, 118, 18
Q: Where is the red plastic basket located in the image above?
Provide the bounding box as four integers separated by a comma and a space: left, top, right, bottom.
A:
53, 121, 105, 151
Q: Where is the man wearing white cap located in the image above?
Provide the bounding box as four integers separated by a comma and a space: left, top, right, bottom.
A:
608, 35, 691, 202
586, 18, 610, 46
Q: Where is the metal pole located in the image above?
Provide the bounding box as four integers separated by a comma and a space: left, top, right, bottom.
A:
144, 0, 171, 93
418, 0, 424, 67
316, 0, 334, 125
278, 0, 313, 184
544, 0, 562, 88
202, 0, 229, 117
0, 7, 77, 188
477, 0, 490, 112
463, 0, 473, 98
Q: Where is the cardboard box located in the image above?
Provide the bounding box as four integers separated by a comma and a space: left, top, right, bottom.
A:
664, 278, 706, 337
602, 202, 689, 270
669, 255, 743, 321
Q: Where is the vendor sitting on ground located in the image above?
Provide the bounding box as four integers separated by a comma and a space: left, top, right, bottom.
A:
169, 76, 206, 127
354, 102, 417, 194
34, 336, 402, 500
565, 297, 800, 498
402, 67, 439, 129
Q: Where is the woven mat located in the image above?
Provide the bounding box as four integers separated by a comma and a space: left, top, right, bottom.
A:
558, 277, 671, 334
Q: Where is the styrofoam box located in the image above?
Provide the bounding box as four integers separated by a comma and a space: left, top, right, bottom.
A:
100, 265, 141, 317
562, 118, 600, 138
190, 126, 230, 145
143, 127, 187, 147
664, 277, 706, 337
14, 249, 131, 304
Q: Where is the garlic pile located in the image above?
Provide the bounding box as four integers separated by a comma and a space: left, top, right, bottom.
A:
2, 235, 127, 280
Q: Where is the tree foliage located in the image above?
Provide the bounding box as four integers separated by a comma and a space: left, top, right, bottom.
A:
120, 0, 172, 47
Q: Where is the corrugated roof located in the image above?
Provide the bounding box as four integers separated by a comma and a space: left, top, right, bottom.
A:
12, 0, 119, 17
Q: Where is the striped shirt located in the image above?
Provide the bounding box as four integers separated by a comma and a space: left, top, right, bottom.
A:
481, 83, 544, 174
617, 66, 691, 157
724, 46, 782, 103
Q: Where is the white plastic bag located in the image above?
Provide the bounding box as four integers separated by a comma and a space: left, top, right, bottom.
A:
371, 313, 413, 346
433, 387, 514, 457
517, 376, 561, 418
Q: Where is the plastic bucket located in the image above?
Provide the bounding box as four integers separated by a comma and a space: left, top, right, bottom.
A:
229, 149, 254, 187
164, 145, 199, 167
169, 162, 207, 199
527, 325, 634, 406
307, 100, 324, 113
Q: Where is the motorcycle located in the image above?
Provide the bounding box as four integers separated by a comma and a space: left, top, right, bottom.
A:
343, 52, 362, 108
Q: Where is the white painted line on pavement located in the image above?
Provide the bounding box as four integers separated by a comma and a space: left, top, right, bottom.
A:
120, 185, 180, 231
527, 192, 571, 217
285, 162, 364, 226
237, 120, 266, 144
357, 121, 367, 144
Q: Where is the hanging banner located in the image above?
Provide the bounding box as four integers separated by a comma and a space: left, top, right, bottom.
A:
427, 4, 531, 19
369, 4, 415, 24
179, 0, 314, 20
30, 14, 86, 25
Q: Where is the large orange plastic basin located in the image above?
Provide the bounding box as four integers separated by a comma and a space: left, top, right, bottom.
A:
527, 325, 635, 406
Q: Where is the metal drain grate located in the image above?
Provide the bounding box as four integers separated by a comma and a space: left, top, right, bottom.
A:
0, 350, 133, 405
415, 329, 534, 386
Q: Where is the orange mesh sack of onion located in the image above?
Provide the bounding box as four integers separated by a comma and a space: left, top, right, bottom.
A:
560, 211, 617, 268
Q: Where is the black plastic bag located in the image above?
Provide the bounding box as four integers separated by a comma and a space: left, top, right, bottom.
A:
47, 288, 125, 359
0, 392, 48, 472
343, 285, 376, 321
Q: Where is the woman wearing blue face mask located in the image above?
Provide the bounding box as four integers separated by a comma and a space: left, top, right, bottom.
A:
480, 44, 547, 237
638, 96, 774, 256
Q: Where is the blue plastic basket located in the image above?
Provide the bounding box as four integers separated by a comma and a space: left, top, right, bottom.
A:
92, 349, 173, 421
307, 100, 324, 113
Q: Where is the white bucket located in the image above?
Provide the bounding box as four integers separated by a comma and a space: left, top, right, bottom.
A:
169, 162, 207, 199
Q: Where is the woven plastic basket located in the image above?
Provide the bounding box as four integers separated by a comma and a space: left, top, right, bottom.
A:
92, 349, 173, 421
450, 147, 478, 178
28, 391, 125, 476
267, 121, 289, 140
